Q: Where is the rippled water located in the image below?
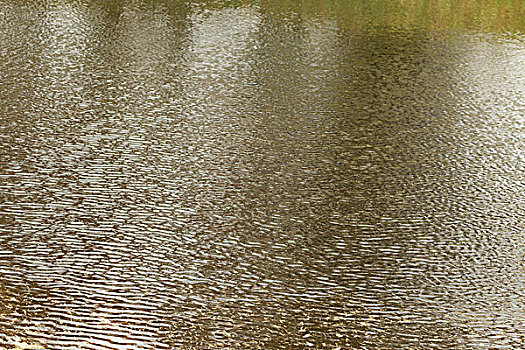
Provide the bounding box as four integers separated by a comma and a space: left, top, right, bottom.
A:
0, 0, 524, 349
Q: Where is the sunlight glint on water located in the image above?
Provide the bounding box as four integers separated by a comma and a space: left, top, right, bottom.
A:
0, 0, 524, 349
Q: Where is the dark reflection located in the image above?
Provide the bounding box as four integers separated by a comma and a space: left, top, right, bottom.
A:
1, 0, 524, 349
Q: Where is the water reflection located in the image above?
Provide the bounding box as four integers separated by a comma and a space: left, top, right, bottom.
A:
0, 0, 524, 349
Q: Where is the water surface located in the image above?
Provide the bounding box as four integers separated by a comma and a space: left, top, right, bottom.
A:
0, 0, 524, 349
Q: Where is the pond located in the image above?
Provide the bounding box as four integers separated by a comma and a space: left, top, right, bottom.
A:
0, 0, 524, 349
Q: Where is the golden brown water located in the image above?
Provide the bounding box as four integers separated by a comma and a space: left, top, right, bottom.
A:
0, 0, 524, 349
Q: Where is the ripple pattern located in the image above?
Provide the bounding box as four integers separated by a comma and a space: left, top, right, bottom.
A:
0, 0, 524, 349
